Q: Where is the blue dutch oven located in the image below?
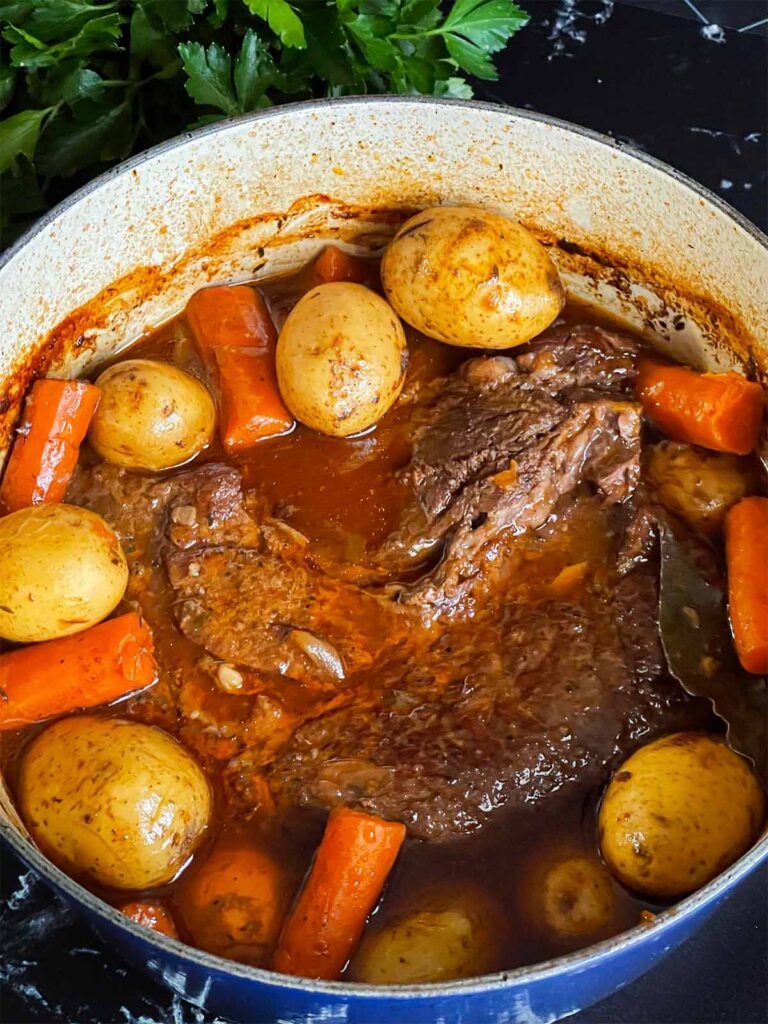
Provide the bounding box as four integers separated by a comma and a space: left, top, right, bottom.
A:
1, 98, 766, 1023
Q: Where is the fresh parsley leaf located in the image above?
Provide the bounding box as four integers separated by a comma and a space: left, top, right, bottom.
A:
10, 1, 119, 44
180, 29, 286, 118
3, 13, 124, 69
0, 107, 50, 173
243, 0, 305, 48
442, 0, 528, 79
130, 5, 178, 68
434, 75, 473, 97
27, 64, 106, 107
36, 98, 131, 175
234, 28, 279, 109
0, 159, 46, 243
0, 64, 15, 112
179, 40, 239, 115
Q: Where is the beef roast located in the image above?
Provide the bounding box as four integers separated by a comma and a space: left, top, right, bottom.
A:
376, 324, 643, 618
164, 468, 411, 684
267, 559, 705, 839
68, 322, 711, 841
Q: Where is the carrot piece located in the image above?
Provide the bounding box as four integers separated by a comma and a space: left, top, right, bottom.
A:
636, 358, 764, 455
176, 840, 290, 965
185, 285, 293, 453
272, 807, 406, 980
0, 612, 157, 731
308, 245, 368, 287
725, 496, 768, 674
118, 901, 179, 939
0, 379, 100, 514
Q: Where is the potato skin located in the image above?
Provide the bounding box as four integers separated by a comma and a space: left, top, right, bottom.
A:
521, 852, 617, 940
0, 503, 128, 642
276, 282, 407, 437
645, 441, 759, 536
599, 733, 765, 899
18, 716, 212, 890
348, 886, 501, 984
89, 359, 215, 471
381, 206, 564, 350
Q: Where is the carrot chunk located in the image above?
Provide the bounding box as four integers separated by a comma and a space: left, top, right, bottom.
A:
636, 358, 764, 455
725, 496, 768, 674
272, 807, 406, 980
118, 901, 179, 939
185, 285, 293, 453
308, 245, 369, 287
0, 612, 157, 730
0, 379, 100, 514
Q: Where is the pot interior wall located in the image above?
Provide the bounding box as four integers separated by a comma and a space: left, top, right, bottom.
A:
1, 99, 767, 469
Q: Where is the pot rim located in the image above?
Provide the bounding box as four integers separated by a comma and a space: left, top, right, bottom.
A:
1, 95, 767, 1001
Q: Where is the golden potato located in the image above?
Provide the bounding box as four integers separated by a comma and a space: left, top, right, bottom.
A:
18, 716, 212, 890
0, 503, 127, 642
89, 359, 215, 471
599, 733, 765, 899
349, 886, 501, 985
381, 206, 564, 350
521, 852, 617, 940
276, 282, 407, 437
645, 441, 759, 535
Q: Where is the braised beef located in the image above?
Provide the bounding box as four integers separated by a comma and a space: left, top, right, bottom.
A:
377, 323, 642, 617
267, 559, 706, 839
66, 323, 711, 841
163, 468, 411, 685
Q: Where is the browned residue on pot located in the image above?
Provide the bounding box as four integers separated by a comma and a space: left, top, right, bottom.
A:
1, 194, 763, 452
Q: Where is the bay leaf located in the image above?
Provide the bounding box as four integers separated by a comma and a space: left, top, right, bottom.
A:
658, 519, 767, 783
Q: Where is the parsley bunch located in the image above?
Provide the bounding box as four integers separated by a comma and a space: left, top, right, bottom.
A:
0, 1, 528, 246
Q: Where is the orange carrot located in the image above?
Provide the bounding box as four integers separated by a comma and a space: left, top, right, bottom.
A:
725, 496, 768, 674
0, 379, 100, 514
0, 612, 157, 730
185, 285, 293, 453
636, 358, 764, 455
272, 807, 406, 980
118, 901, 179, 939
308, 245, 368, 287
176, 840, 289, 964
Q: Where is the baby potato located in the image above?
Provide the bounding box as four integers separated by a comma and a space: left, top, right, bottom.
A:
599, 733, 765, 900
0, 503, 127, 642
18, 716, 212, 890
276, 282, 407, 437
645, 441, 760, 535
520, 851, 617, 941
349, 886, 501, 985
176, 839, 291, 965
89, 359, 215, 471
381, 206, 564, 350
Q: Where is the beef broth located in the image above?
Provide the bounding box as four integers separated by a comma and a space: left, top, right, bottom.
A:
0, 269, 723, 973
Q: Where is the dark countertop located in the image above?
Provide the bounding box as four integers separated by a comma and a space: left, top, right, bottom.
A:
1, 2, 766, 1022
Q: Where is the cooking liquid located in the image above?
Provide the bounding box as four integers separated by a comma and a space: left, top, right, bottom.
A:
0, 265, 715, 976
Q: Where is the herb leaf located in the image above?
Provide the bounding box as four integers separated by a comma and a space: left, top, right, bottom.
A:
244, 0, 305, 48
442, 0, 528, 79
3, 13, 123, 69
0, 107, 50, 173
179, 40, 238, 114
0, 0, 529, 246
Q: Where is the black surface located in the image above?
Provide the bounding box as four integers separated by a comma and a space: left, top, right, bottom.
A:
1, 2, 767, 1022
